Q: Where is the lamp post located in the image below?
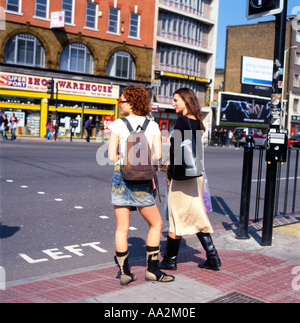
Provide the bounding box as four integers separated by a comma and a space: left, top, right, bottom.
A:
282, 45, 298, 132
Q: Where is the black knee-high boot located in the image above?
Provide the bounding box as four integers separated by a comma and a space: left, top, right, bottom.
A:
159, 236, 181, 270
196, 232, 221, 270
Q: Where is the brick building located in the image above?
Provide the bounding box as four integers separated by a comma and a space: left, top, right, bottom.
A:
222, 18, 300, 135
0, 0, 156, 138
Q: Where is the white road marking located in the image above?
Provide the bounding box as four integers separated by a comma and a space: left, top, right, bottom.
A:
19, 242, 108, 264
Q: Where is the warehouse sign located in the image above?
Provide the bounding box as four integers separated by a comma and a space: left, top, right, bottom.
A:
218, 92, 271, 125
0, 72, 119, 99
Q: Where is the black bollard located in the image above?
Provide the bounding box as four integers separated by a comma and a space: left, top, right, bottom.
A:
236, 135, 254, 240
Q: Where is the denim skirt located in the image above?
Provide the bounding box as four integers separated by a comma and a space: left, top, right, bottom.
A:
111, 169, 155, 207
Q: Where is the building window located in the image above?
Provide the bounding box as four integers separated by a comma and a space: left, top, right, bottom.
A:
158, 44, 201, 76
35, 0, 48, 18
86, 1, 98, 29
294, 74, 300, 88
6, 0, 20, 13
297, 30, 300, 43
129, 13, 140, 38
62, 0, 74, 24
60, 43, 94, 74
108, 7, 120, 34
159, 12, 203, 46
107, 51, 135, 80
295, 52, 300, 66
293, 99, 299, 113
161, 0, 204, 14
158, 78, 201, 103
4, 33, 45, 67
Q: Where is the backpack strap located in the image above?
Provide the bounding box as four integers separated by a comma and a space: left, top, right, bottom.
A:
122, 117, 150, 132
141, 118, 150, 131
122, 118, 134, 133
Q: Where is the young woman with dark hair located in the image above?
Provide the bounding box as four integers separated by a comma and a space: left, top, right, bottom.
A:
159, 88, 221, 271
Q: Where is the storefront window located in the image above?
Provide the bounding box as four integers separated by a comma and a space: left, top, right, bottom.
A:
49, 99, 115, 111
0, 95, 41, 105
0, 95, 41, 136
3, 108, 40, 136
48, 112, 106, 139
47, 99, 115, 138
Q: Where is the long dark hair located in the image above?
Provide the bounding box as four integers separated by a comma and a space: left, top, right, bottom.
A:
173, 87, 205, 131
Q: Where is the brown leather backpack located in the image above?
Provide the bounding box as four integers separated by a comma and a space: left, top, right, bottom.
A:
121, 118, 154, 181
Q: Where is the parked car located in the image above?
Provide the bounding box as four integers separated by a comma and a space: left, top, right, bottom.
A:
288, 135, 300, 148
232, 127, 266, 147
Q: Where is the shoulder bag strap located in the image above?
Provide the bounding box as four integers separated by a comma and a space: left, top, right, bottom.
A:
187, 117, 198, 155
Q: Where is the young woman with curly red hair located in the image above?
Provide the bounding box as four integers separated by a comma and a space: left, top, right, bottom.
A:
108, 85, 174, 285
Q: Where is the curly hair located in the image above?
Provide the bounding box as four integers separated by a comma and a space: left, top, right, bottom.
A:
122, 85, 150, 116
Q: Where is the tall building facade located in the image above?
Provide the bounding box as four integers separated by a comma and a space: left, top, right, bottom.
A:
152, 0, 219, 142
0, 0, 155, 138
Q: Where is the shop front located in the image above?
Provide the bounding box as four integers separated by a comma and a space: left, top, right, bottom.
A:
290, 115, 300, 136
0, 72, 120, 139
152, 110, 178, 142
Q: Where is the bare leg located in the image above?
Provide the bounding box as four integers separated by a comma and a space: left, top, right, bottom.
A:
114, 206, 130, 253
138, 204, 163, 247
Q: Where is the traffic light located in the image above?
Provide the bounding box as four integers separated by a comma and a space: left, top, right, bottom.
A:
246, 0, 284, 20
47, 79, 54, 100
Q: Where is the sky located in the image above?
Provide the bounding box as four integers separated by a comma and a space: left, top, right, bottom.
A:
216, 0, 300, 68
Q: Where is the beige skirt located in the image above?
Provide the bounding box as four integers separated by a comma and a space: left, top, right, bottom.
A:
168, 175, 213, 236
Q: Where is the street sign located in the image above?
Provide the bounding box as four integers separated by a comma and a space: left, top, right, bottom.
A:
246, 0, 284, 20
250, 0, 267, 8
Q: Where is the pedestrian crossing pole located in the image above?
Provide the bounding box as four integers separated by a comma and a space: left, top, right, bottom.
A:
262, 0, 288, 246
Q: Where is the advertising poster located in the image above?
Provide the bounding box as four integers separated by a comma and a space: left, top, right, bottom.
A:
219, 92, 271, 125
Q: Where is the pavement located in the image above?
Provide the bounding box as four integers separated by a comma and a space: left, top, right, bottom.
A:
1, 137, 300, 304
1, 213, 300, 304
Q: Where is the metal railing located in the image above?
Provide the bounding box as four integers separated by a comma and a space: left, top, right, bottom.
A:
253, 147, 300, 222
237, 136, 300, 240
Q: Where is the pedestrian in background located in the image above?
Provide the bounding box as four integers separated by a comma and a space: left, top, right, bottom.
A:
108, 85, 174, 285
0, 108, 3, 138
85, 116, 94, 142
46, 122, 51, 140
0, 108, 3, 125
10, 113, 17, 140
228, 130, 233, 146
1, 114, 8, 140
159, 88, 221, 271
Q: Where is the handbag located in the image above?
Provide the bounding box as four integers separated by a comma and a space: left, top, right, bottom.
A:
172, 118, 203, 181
